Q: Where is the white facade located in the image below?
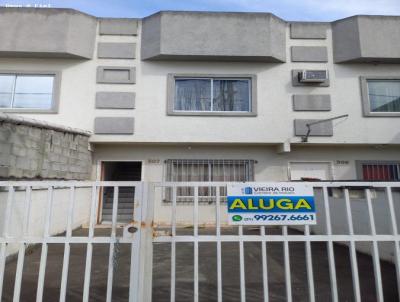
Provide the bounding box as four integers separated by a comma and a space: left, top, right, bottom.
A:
1, 11, 400, 299
93, 145, 400, 182
0, 9, 399, 185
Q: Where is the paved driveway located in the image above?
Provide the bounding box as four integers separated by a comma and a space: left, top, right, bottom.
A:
2, 227, 398, 301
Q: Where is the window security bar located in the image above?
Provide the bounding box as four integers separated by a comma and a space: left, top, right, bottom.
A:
164, 159, 256, 203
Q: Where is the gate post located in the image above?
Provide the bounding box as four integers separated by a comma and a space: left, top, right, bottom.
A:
137, 182, 155, 301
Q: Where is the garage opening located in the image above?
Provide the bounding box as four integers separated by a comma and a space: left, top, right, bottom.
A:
100, 161, 142, 223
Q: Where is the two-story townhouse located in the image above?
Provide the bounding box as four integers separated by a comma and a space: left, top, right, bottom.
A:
0, 8, 399, 221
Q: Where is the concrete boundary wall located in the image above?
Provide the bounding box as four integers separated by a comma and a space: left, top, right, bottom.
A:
0, 113, 90, 136
0, 187, 92, 256
0, 114, 92, 180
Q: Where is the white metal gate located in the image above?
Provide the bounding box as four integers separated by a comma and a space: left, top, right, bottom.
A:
0, 181, 144, 302
1, 181, 400, 301
146, 182, 400, 302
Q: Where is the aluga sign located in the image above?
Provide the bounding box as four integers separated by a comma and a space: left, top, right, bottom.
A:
227, 183, 317, 225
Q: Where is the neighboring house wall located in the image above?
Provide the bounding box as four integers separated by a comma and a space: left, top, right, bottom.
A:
0, 114, 92, 180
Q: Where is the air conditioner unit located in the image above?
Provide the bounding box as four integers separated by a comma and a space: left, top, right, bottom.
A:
298, 70, 328, 83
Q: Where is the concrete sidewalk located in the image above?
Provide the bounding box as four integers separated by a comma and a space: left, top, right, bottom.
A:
2, 227, 398, 301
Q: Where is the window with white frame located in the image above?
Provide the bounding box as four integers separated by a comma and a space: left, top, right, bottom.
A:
361, 77, 400, 116
367, 80, 400, 113
0, 74, 55, 110
173, 77, 252, 113
164, 159, 255, 203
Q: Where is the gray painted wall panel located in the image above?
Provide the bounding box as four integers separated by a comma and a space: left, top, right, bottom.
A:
333, 16, 400, 63
97, 66, 136, 84
290, 22, 328, 39
94, 117, 134, 134
96, 92, 135, 109
292, 70, 330, 87
294, 119, 333, 136
0, 8, 96, 59
141, 12, 286, 62
141, 13, 161, 60
291, 46, 328, 62
293, 95, 331, 111
99, 18, 138, 35
332, 17, 362, 63
97, 43, 136, 59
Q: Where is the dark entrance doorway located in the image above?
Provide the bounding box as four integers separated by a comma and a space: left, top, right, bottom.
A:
101, 161, 142, 223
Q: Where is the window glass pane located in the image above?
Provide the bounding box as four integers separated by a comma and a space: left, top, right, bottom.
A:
213, 79, 250, 112
15, 75, 54, 94
368, 80, 400, 112
0, 75, 15, 93
175, 79, 211, 111
12, 75, 54, 109
13, 94, 52, 109
0, 94, 12, 108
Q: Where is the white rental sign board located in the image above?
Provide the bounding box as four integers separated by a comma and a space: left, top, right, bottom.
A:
227, 183, 317, 225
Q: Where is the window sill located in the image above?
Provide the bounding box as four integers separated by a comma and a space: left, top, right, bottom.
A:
167, 111, 257, 117
0, 108, 58, 114
364, 112, 400, 117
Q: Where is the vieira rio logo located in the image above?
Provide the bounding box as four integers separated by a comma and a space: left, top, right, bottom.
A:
242, 187, 253, 195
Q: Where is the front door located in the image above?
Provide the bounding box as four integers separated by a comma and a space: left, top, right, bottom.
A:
100, 161, 142, 223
